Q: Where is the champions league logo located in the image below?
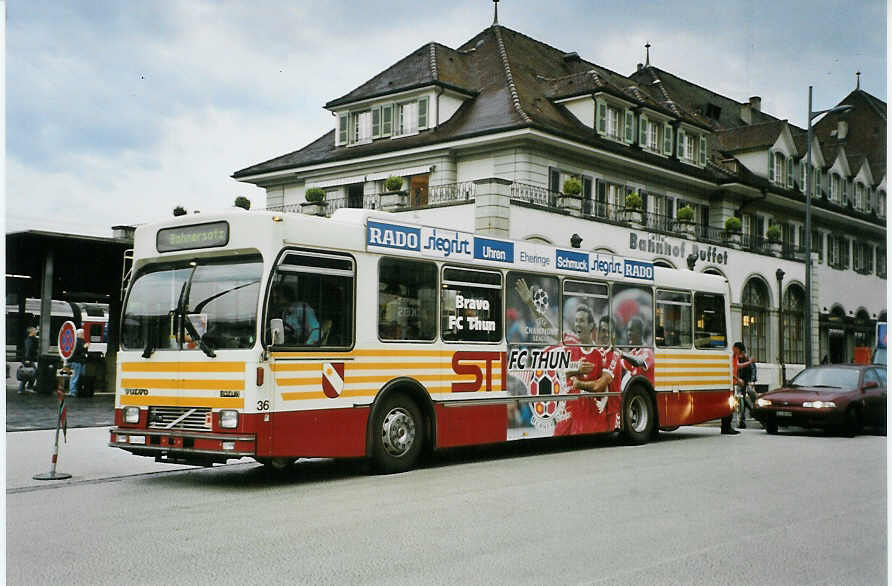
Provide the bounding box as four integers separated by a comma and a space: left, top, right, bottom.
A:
531, 286, 550, 314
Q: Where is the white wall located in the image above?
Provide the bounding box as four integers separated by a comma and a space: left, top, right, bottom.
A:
438, 94, 465, 126
815, 264, 886, 316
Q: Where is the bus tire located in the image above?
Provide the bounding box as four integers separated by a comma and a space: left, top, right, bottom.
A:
621, 386, 655, 445
371, 393, 424, 474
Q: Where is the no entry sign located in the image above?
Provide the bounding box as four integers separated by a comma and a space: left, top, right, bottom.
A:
58, 321, 76, 361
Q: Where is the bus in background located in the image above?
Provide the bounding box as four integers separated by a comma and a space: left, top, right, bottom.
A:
109, 209, 733, 472
6, 298, 109, 391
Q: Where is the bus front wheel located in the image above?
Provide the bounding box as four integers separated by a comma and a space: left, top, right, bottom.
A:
371, 393, 423, 474
622, 387, 655, 445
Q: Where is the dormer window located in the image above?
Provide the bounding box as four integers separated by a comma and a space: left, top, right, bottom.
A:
336, 96, 429, 146
596, 98, 632, 143
677, 128, 706, 166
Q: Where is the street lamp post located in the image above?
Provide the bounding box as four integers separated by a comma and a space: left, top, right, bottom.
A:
804, 87, 852, 367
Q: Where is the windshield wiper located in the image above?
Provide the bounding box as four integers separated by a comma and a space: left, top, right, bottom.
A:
192, 279, 260, 313
184, 315, 216, 358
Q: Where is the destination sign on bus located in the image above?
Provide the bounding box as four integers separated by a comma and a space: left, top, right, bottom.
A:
157, 221, 230, 253
367, 219, 653, 281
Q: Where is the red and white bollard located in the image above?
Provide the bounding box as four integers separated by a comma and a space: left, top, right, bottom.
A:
33, 364, 72, 481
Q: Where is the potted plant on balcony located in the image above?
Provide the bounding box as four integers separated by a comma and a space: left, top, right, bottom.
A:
723, 215, 742, 247
301, 187, 327, 216
623, 192, 644, 226
556, 177, 584, 214
676, 205, 696, 239
380, 175, 408, 210
766, 224, 783, 255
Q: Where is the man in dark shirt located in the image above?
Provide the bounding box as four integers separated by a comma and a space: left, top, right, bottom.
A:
68, 328, 89, 397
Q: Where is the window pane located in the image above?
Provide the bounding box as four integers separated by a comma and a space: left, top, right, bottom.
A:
656, 290, 692, 347
562, 280, 610, 346
186, 259, 262, 350
268, 269, 353, 348
506, 272, 560, 345
441, 268, 502, 343
694, 292, 727, 349
378, 258, 437, 341
611, 284, 653, 347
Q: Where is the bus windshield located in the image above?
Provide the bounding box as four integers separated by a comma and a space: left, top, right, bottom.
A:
121, 254, 262, 353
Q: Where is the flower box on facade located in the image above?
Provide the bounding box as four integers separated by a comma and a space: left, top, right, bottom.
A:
300, 201, 328, 216
623, 208, 644, 226
678, 220, 697, 240
379, 190, 408, 210
767, 240, 783, 256
556, 193, 583, 215
723, 231, 742, 248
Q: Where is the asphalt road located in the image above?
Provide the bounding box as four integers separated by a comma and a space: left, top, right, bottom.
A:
6, 426, 886, 585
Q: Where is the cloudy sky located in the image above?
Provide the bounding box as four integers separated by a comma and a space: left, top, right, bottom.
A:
5, 0, 886, 237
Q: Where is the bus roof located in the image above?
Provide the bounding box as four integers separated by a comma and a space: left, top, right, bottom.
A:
134, 208, 728, 293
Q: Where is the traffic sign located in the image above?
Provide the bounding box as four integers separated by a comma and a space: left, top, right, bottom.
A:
58, 320, 76, 360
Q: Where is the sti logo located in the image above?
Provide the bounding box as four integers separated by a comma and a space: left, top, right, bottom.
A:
624, 259, 654, 280
367, 221, 420, 251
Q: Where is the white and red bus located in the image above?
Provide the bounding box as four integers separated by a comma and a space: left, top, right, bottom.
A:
110, 209, 733, 472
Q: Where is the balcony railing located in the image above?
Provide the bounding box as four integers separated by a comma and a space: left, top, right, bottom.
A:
268, 180, 810, 261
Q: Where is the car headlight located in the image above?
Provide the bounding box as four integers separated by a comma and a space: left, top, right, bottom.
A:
756, 398, 772, 407
219, 410, 239, 429
803, 401, 836, 408
124, 406, 140, 424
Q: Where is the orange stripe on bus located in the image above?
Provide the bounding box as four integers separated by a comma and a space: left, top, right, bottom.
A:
119, 378, 245, 391
275, 374, 502, 386
121, 362, 245, 372
119, 395, 244, 408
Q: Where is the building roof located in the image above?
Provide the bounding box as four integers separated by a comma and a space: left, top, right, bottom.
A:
813, 89, 886, 179
713, 120, 789, 154
233, 25, 720, 181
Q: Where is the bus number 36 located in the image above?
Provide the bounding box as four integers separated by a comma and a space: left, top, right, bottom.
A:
257, 400, 270, 411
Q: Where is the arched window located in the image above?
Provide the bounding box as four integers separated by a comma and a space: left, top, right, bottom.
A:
742, 278, 769, 362
783, 285, 805, 364
854, 309, 872, 349
653, 259, 674, 269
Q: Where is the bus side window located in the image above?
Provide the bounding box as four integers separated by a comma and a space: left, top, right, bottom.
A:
441, 267, 502, 343
694, 292, 727, 348
611, 284, 654, 347
268, 251, 354, 349
378, 258, 437, 342
655, 290, 692, 348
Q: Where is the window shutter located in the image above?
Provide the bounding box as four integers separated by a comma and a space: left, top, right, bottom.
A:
699, 136, 707, 166
371, 107, 381, 138
677, 129, 686, 158
625, 111, 634, 142
383, 104, 393, 136
548, 167, 560, 194
597, 100, 606, 133
786, 157, 793, 188
663, 124, 673, 155
418, 97, 428, 129
768, 151, 775, 182
338, 114, 348, 145
639, 115, 647, 145
583, 176, 593, 200
640, 190, 648, 212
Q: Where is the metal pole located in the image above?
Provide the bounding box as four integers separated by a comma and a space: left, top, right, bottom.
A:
805, 86, 813, 368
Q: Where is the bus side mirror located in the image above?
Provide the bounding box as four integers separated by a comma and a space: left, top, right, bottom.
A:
270, 318, 284, 346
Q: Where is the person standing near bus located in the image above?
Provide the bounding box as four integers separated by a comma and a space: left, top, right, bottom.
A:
732, 342, 755, 428
17, 327, 38, 394
68, 328, 89, 397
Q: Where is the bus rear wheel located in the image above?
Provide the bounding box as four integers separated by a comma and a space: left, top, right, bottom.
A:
622, 387, 655, 445
371, 393, 423, 474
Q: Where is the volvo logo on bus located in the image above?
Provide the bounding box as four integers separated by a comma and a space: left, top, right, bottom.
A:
367, 221, 420, 251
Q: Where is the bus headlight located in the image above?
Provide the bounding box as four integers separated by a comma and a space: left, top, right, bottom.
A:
124, 406, 140, 424
219, 410, 239, 429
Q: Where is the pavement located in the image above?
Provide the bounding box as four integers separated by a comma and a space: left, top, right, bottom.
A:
4, 380, 213, 491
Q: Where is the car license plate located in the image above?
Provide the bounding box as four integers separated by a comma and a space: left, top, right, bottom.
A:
776, 411, 792, 417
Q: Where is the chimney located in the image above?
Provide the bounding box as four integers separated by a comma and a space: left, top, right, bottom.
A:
749, 96, 761, 111
740, 103, 752, 125
637, 63, 643, 72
